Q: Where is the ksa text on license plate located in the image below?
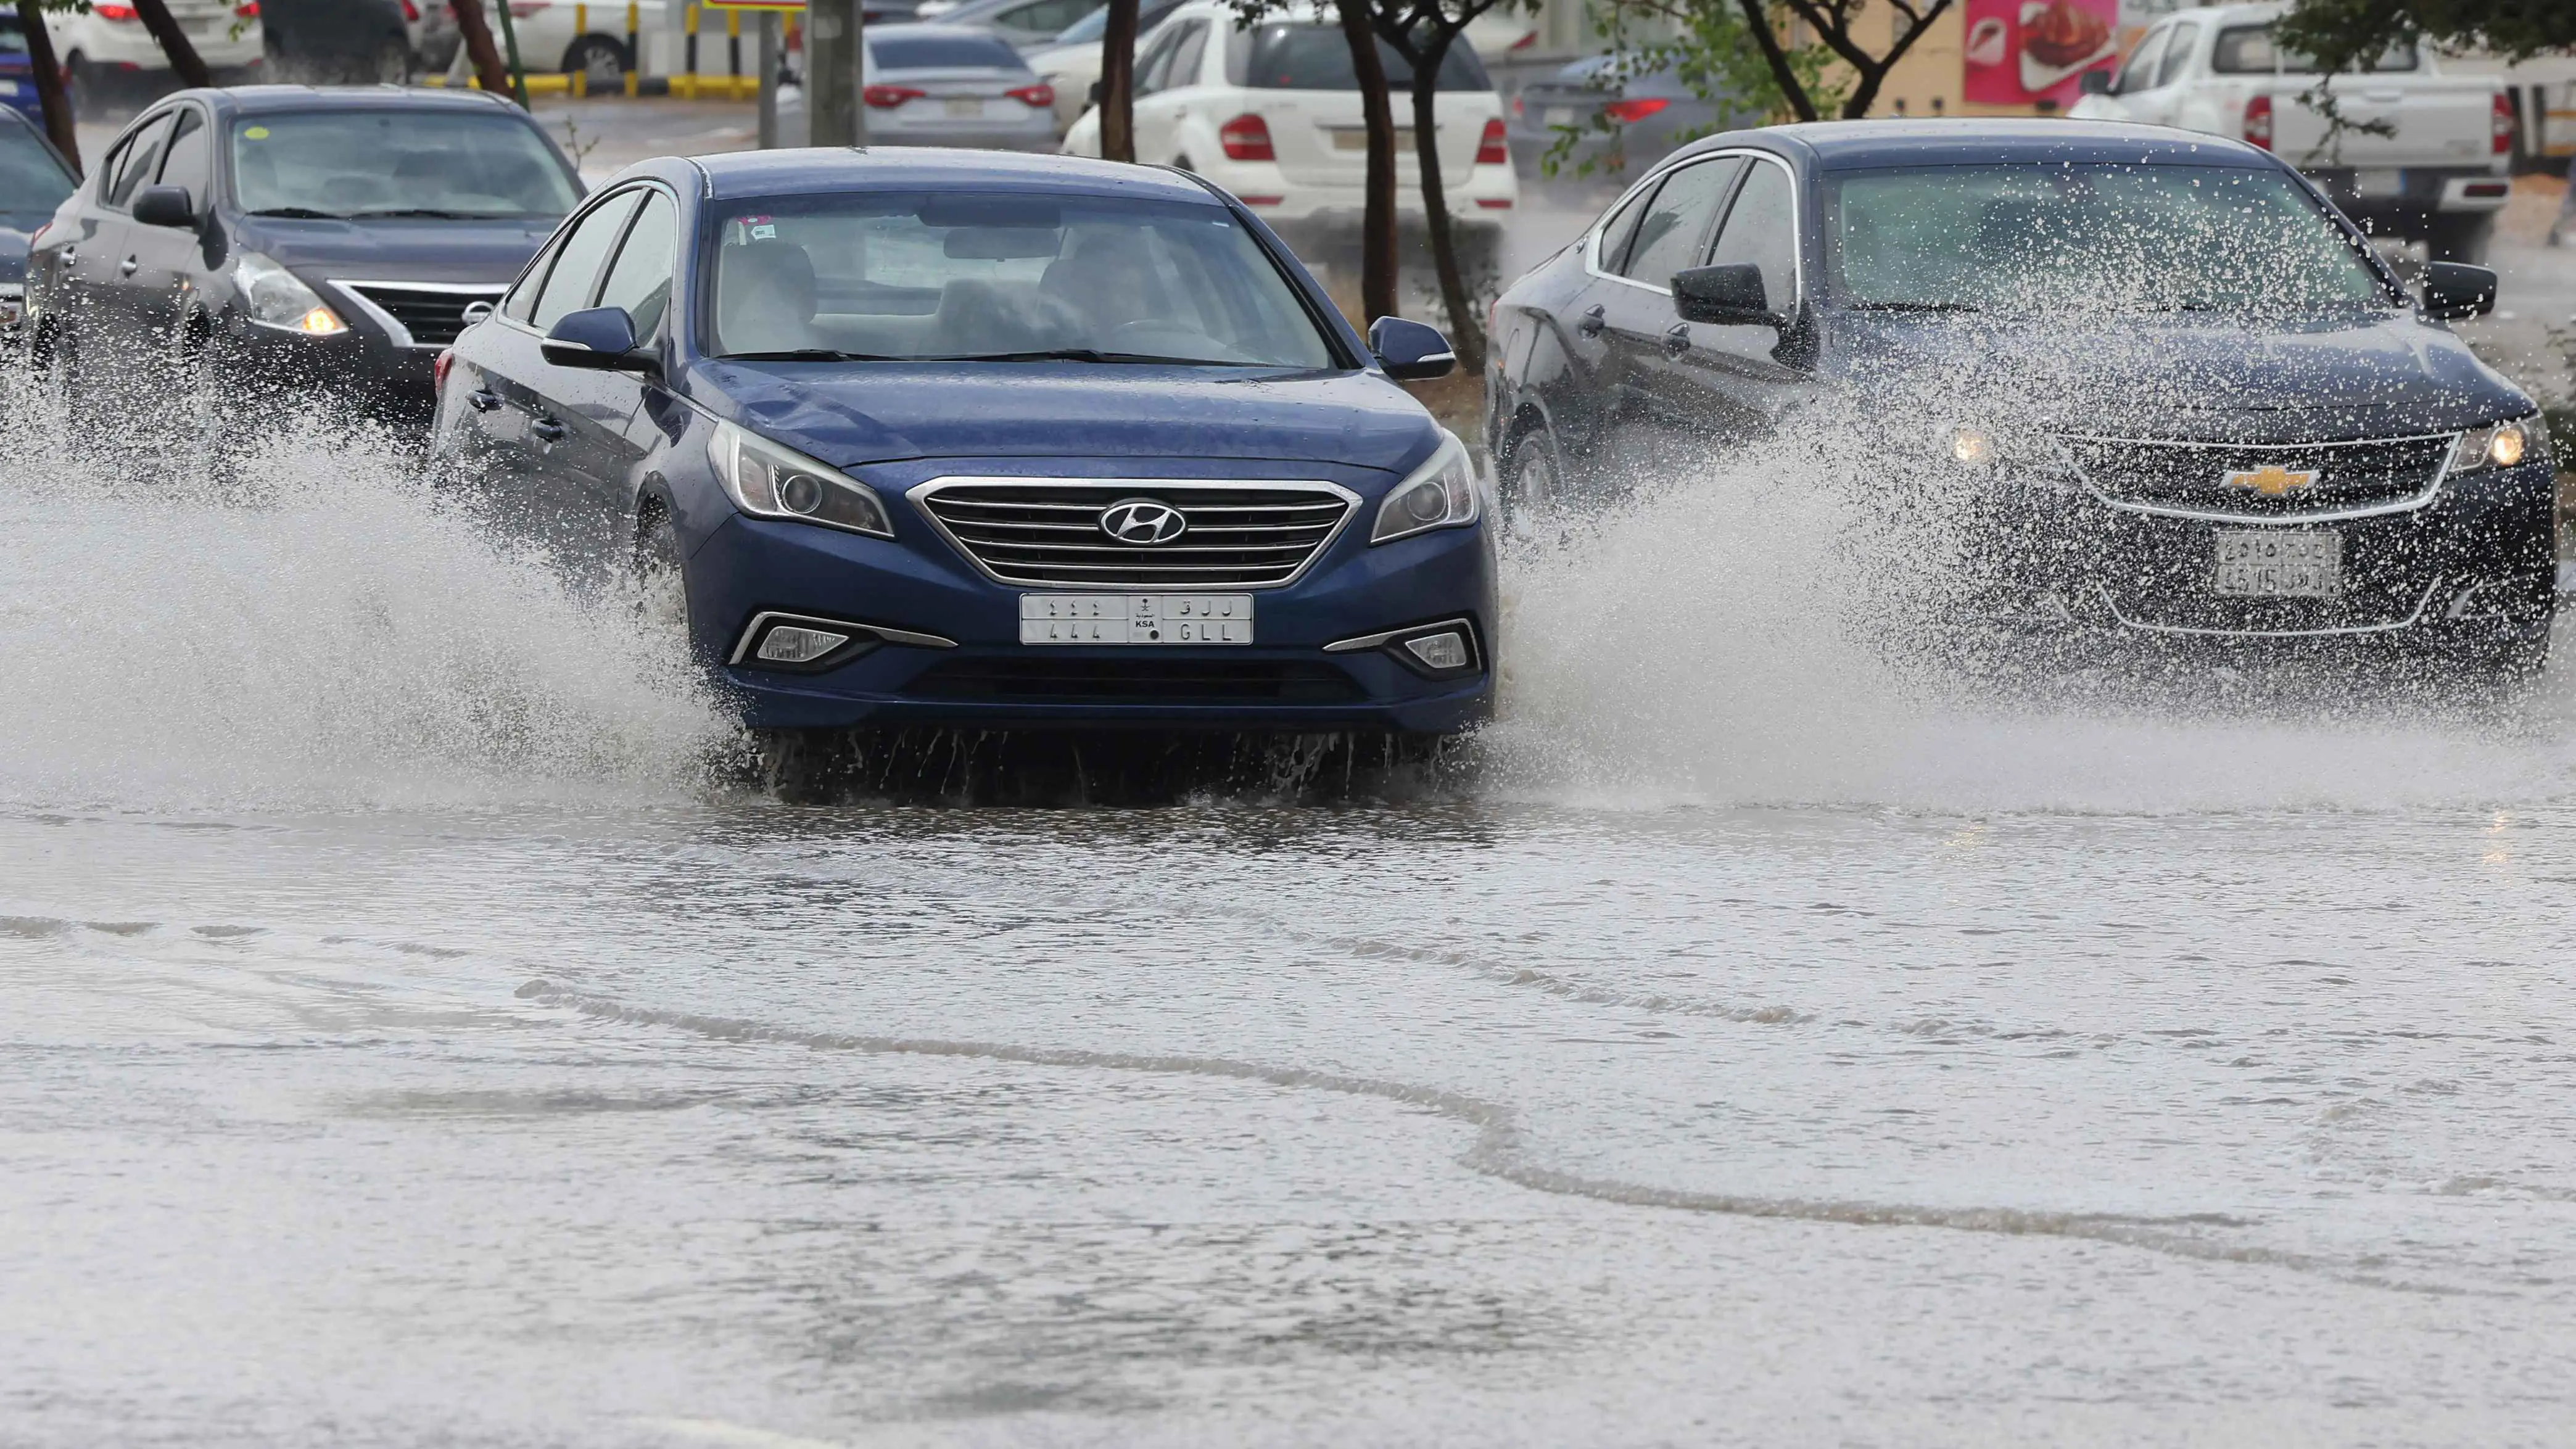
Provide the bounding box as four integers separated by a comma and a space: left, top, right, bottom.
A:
1022, 594, 1253, 645
2211, 529, 2341, 598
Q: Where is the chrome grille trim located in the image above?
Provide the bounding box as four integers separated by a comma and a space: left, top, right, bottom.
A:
332, 280, 510, 350
2052, 430, 2457, 523
909, 477, 1360, 589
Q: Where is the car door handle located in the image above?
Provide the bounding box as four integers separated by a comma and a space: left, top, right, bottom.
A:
1576, 304, 1606, 337
118, 255, 139, 277
1662, 322, 1691, 355
466, 389, 502, 412
530, 418, 569, 444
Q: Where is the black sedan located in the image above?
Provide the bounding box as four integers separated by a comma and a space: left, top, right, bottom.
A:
1485, 119, 2557, 677
23, 85, 581, 431
1, 105, 77, 342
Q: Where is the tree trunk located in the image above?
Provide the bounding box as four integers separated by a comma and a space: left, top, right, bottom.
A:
449, 0, 516, 100
1334, 0, 1397, 324
14, 0, 78, 170
1407, 39, 1482, 374
1097, 0, 1137, 162
131, 0, 212, 89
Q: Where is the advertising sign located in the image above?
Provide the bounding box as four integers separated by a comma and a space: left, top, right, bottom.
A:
1962, 0, 2121, 106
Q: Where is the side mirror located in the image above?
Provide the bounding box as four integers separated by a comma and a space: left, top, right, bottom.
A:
2076, 68, 2113, 96
2419, 260, 2496, 321
1086, 80, 1104, 107
1672, 263, 1781, 327
132, 184, 194, 228
1369, 315, 1455, 381
542, 305, 654, 371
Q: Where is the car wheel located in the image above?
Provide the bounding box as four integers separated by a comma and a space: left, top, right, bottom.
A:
2426, 212, 2495, 266
374, 37, 415, 84
1502, 423, 1563, 539
630, 502, 696, 660
565, 36, 629, 86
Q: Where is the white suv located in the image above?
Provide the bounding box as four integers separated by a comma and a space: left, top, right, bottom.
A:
49, 0, 264, 93
1062, 2, 1516, 266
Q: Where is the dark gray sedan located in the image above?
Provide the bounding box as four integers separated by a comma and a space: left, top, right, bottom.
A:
1506, 54, 1730, 177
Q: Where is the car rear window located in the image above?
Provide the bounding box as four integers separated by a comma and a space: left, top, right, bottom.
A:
0, 123, 75, 216
2210, 24, 2417, 74
870, 33, 1027, 70
231, 109, 579, 220
1232, 24, 1491, 92
0, 15, 29, 53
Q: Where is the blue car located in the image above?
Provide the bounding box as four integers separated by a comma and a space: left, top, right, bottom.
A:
433, 149, 1492, 740
1, 12, 54, 129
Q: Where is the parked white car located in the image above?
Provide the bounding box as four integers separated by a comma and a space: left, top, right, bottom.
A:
1061, 1, 1516, 266
1022, 0, 1187, 134
497, 0, 664, 83
49, 0, 264, 94
2069, 1, 2510, 260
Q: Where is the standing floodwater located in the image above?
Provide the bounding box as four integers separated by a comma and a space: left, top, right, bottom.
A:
6, 389, 2576, 1444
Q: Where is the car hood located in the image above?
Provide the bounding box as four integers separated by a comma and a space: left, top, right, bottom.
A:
1827, 308, 2530, 439
234, 214, 559, 284
685, 361, 1442, 476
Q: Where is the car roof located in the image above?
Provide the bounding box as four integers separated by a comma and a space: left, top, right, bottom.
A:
180, 84, 531, 118
1691, 118, 2277, 171
685, 148, 1229, 205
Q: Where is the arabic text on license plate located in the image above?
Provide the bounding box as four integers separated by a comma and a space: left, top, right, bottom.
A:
2211, 529, 2341, 598
1021, 594, 1254, 645
944, 97, 984, 117
2354, 168, 2405, 197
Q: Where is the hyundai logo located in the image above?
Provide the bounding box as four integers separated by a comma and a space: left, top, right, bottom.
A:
1098, 498, 1188, 546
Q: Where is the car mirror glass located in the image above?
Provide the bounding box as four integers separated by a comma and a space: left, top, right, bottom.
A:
1369, 315, 1455, 381
1671, 263, 1781, 328
2076, 68, 2113, 96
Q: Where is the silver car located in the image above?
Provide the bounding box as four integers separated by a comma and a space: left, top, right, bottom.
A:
862, 23, 1059, 151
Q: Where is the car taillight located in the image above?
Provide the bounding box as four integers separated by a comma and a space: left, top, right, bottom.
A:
1476, 118, 1508, 165
1603, 97, 1669, 124
862, 85, 924, 108
94, 3, 138, 20
234, 1, 260, 16
2491, 91, 2513, 155
434, 348, 454, 395
2243, 93, 2273, 150
1006, 82, 1054, 108
400, 0, 418, 19
1219, 114, 1274, 162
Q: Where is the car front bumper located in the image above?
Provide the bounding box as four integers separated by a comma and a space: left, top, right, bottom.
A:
1966, 460, 2558, 654
682, 497, 1500, 735
214, 310, 439, 431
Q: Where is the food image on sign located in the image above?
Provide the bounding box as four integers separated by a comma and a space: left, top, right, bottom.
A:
1962, 0, 2120, 105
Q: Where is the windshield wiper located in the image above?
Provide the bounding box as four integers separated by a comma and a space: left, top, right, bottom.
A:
352, 207, 522, 220
1844, 300, 1979, 313
247, 206, 347, 220
924, 348, 1232, 365
719, 349, 904, 361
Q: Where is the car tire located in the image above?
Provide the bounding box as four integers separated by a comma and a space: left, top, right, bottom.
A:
1501, 421, 1563, 539
564, 36, 629, 85
2427, 212, 2495, 266
630, 502, 698, 663
374, 36, 415, 85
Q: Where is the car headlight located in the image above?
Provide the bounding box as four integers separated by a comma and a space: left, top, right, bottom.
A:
1371, 430, 1480, 544
706, 419, 894, 539
1947, 424, 1999, 468
233, 251, 345, 335
2447, 414, 2544, 476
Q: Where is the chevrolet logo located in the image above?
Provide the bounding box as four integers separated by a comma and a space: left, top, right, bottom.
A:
2222, 464, 2320, 497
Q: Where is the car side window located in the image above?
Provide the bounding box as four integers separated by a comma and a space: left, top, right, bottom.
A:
1595, 181, 1657, 273
1618, 157, 1741, 289
529, 189, 645, 331
2113, 25, 2168, 94
1704, 159, 1797, 312
104, 112, 178, 211
156, 107, 210, 207
595, 190, 679, 343
1002, 0, 1090, 32
2155, 23, 2198, 88
1168, 20, 1210, 88
1133, 26, 1184, 97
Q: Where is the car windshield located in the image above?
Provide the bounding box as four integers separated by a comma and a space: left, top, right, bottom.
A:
0, 123, 74, 217
230, 110, 579, 220
708, 191, 1336, 368
0, 14, 28, 54
1235, 23, 1490, 91
1823, 163, 2392, 318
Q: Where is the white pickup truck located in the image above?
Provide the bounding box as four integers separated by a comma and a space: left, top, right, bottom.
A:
2070, 2, 2511, 261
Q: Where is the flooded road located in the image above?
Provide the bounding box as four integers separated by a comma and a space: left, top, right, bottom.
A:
7, 410, 2576, 1445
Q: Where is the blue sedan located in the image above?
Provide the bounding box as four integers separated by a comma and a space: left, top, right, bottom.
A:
432, 149, 1492, 738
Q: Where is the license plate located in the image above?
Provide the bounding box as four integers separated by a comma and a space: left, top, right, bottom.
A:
2353, 168, 2405, 197
1545, 105, 1577, 127
944, 97, 985, 118
2212, 529, 2342, 597
0, 80, 18, 97
1020, 594, 1253, 645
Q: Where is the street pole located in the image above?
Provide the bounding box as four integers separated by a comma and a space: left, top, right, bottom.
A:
806, 0, 864, 146
756, 10, 778, 149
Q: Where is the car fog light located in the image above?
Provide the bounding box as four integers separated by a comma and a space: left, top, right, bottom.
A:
755, 624, 852, 664
1949, 426, 1997, 467
1403, 630, 1471, 672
